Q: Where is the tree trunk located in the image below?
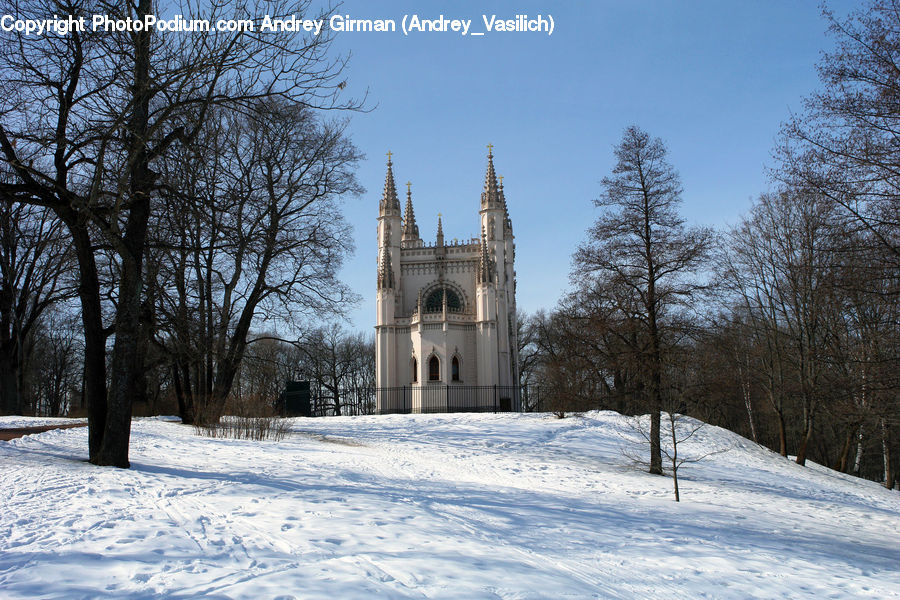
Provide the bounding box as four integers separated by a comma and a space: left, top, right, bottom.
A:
742, 372, 758, 443
100, 248, 143, 467
0, 348, 20, 415
796, 414, 814, 466
673, 470, 680, 502
64, 214, 108, 463
647, 301, 663, 474
882, 418, 894, 490
332, 377, 342, 416
670, 415, 680, 502
649, 404, 662, 474
205, 329, 251, 424
173, 362, 194, 424
838, 425, 857, 473
99, 176, 152, 467
95, 0, 154, 468
853, 425, 864, 475
775, 407, 788, 457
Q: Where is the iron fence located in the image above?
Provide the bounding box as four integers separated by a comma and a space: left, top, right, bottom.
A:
375, 385, 522, 415
309, 387, 376, 417
305, 384, 532, 416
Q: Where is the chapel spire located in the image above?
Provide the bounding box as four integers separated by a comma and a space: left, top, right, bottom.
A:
402, 181, 419, 241
480, 144, 501, 209
436, 213, 444, 247
380, 151, 401, 215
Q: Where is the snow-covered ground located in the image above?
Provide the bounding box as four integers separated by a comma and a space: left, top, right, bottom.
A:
1, 412, 898, 599
0, 416, 86, 429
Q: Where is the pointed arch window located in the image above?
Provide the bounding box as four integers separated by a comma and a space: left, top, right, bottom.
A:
451, 356, 460, 382
428, 355, 440, 381
424, 287, 462, 313
411, 358, 418, 383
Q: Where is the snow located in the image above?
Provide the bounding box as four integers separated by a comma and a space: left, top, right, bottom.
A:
0, 416, 87, 429
1, 411, 898, 599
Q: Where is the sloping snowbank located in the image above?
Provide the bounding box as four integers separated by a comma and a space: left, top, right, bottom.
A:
1, 411, 897, 599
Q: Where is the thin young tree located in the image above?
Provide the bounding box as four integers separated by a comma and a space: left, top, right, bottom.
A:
573, 126, 712, 474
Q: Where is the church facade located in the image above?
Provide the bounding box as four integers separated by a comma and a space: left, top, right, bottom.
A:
375, 148, 519, 412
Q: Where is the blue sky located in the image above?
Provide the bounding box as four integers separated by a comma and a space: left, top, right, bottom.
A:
319, 1, 854, 331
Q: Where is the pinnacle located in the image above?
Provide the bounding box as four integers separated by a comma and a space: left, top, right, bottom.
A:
380, 153, 401, 214
498, 174, 512, 232
481, 146, 501, 209
402, 181, 419, 241
377, 247, 394, 290
477, 226, 494, 284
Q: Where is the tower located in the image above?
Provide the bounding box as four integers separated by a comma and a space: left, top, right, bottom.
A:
375, 147, 518, 413
375, 151, 402, 392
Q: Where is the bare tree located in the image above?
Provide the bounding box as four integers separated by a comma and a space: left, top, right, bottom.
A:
721, 202, 794, 457
716, 313, 760, 444
620, 339, 729, 501
722, 190, 841, 465
776, 0, 900, 484
296, 324, 373, 416
573, 126, 713, 474
516, 309, 540, 388
25, 306, 83, 416
230, 337, 287, 415
781, 0, 900, 264
524, 308, 607, 417
153, 102, 361, 424
0, 197, 73, 415
829, 228, 900, 486
0, 0, 360, 465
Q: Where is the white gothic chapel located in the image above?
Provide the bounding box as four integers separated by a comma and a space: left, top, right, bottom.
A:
375, 147, 520, 413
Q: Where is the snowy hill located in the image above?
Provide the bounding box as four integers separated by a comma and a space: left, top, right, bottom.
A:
1, 412, 898, 599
